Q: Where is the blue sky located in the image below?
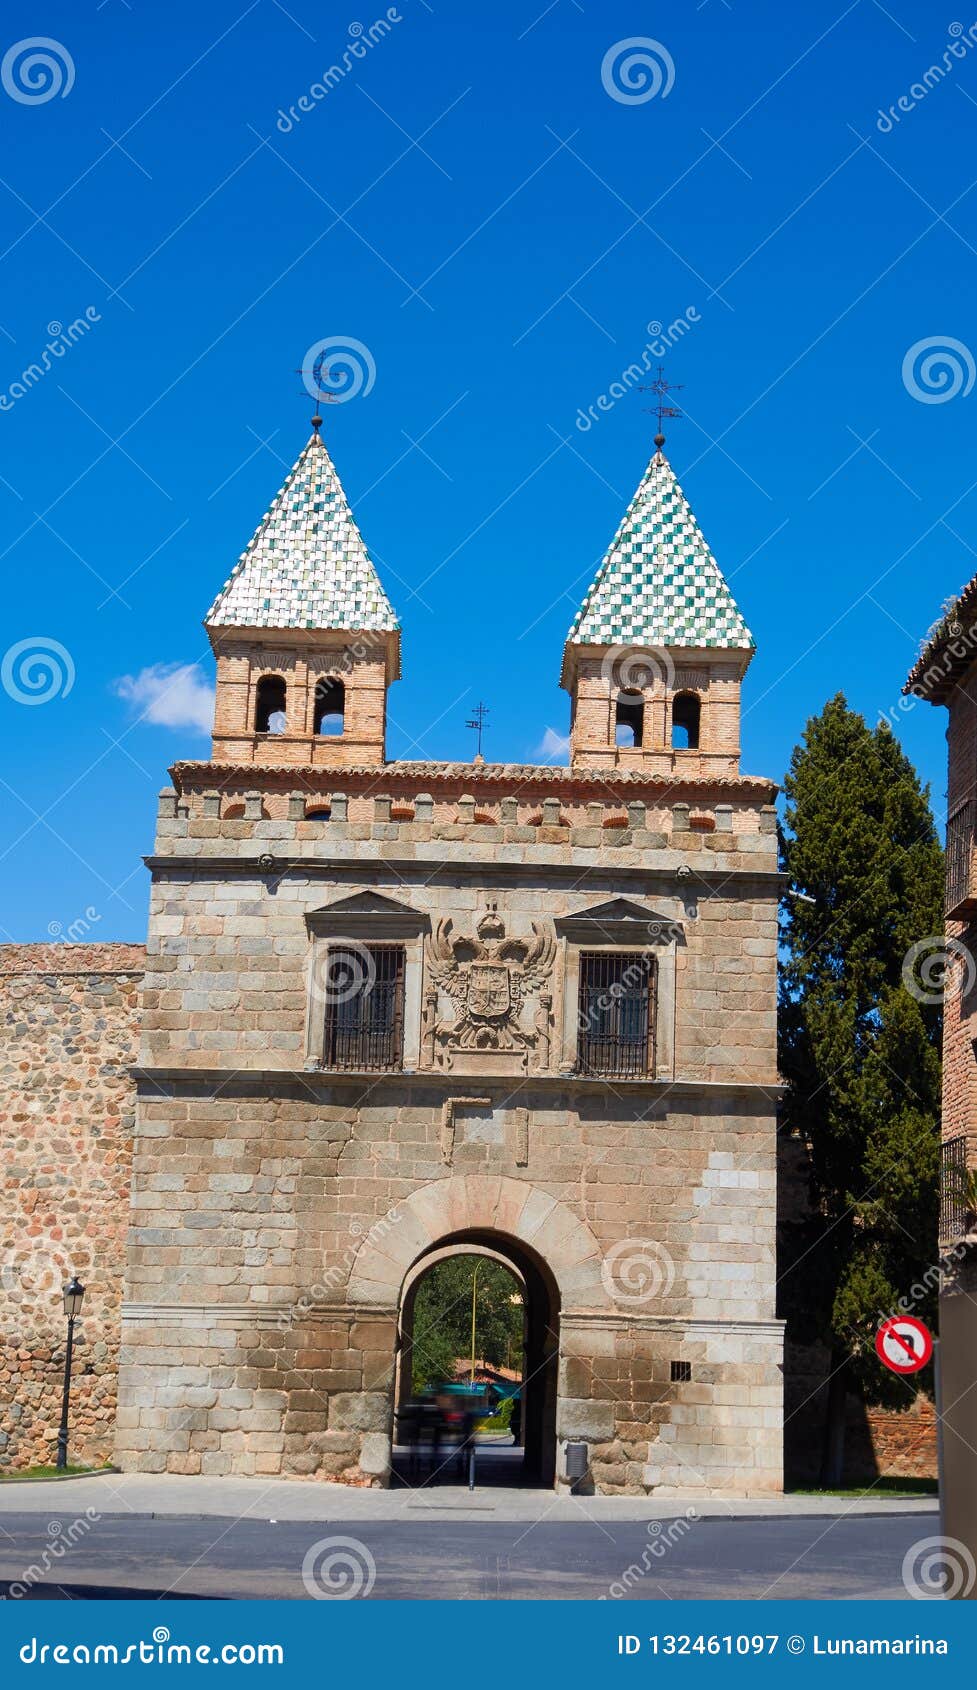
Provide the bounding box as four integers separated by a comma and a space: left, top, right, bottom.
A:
0, 0, 973, 940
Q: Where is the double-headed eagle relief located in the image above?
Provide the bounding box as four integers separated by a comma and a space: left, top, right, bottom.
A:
424, 902, 556, 1067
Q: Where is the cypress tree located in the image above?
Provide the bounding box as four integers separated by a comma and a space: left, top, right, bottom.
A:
778, 694, 943, 1484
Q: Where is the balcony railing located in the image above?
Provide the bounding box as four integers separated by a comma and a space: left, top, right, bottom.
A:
946, 800, 977, 916
940, 1134, 969, 1242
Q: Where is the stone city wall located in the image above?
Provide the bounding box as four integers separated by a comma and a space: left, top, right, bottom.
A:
0, 944, 143, 1471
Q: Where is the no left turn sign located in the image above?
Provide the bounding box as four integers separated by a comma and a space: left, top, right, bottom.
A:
875, 1315, 933, 1374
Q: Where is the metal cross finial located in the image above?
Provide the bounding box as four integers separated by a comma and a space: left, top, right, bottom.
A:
465, 701, 489, 759
638, 364, 683, 452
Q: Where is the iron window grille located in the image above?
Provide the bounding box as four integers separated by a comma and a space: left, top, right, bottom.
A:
946, 799, 974, 911
670, 1360, 692, 1383
577, 950, 656, 1078
940, 1134, 970, 1241
322, 943, 405, 1072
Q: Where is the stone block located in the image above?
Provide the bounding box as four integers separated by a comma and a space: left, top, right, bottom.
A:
328, 1392, 390, 1433
358, 1432, 391, 1476
556, 1398, 616, 1441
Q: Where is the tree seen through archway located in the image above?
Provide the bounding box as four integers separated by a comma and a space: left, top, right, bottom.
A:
410, 1255, 523, 1392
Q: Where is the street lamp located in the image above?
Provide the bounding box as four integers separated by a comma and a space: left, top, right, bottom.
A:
56, 1276, 85, 1472
470, 1262, 482, 1386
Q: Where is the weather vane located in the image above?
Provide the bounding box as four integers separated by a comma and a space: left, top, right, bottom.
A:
294, 353, 340, 433
639, 364, 683, 452
465, 701, 489, 759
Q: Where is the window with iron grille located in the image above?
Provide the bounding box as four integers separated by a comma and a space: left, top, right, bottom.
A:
577, 951, 655, 1078
670, 1360, 692, 1382
322, 944, 405, 1071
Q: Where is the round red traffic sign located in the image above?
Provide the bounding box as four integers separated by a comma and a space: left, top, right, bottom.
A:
875, 1315, 933, 1374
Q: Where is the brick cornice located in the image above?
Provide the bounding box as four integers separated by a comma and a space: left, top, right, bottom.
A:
169, 757, 778, 804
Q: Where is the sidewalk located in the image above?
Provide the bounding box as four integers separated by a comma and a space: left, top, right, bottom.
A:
0, 1470, 940, 1525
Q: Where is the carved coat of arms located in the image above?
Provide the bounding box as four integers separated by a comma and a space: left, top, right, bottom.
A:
424, 903, 556, 1061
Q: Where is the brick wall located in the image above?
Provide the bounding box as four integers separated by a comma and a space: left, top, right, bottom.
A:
0, 944, 143, 1470
210, 634, 393, 768
943, 664, 977, 1165
566, 651, 746, 777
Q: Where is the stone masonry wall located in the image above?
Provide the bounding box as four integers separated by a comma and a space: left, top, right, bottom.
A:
116, 775, 783, 1495
119, 1081, 781, 1491
0, 945, 143, 1470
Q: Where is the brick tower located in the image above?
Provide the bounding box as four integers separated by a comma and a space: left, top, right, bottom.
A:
205, 423, 399, 770
117, 427, 783, 1496
561, 445, 753, 777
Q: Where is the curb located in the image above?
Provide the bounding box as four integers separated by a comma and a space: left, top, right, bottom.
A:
0, 1467, 120, 1486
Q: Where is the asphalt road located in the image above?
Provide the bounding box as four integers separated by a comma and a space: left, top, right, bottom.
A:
0, 1511, 930, 1600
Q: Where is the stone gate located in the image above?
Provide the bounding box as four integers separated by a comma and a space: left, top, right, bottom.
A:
114, 425, 784, 1494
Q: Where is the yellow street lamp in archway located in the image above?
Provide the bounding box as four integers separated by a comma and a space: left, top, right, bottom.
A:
470, 1261, 482, 1386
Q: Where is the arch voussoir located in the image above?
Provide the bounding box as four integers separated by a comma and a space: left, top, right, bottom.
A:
346, 1174, 611, 1309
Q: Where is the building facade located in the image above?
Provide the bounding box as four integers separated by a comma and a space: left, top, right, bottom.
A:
906, 591, 977, 1212
113, 426, 784, 1494
906, 589, 977, 1572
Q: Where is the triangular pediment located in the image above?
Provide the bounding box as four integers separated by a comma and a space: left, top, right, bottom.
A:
306, 889, 430, 937
569, 897, 662, 924
555, 897, 683, 944
311, 891, 416, 919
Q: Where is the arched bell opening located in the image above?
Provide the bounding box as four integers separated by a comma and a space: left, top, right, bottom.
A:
254, 674, 287, 735
615, 689, 644, 748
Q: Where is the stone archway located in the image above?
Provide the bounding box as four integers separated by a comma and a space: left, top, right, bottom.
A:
346, 1175, 611, 1312
346, 1176, 611, 1489
395, 1234, 550, 1485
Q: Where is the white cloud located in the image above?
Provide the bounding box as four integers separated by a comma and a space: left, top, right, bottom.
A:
536, 726, 570, 763
114, 662, 214, 736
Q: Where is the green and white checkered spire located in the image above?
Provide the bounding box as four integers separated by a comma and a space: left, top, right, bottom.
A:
565, 449, 753, 653
206, 431, 399, 634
